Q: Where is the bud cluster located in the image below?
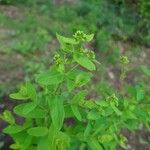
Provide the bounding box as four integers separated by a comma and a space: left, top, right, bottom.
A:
106, 93, 119, 106
73, 31, 87, 42
53, 53, 62, 65
120, 56, 129, 65
79, 48, 95, 59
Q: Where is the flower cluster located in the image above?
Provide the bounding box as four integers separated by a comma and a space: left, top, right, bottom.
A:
120, 56, 129, 65
79, 48, 95, 59
73, 31, 87, 42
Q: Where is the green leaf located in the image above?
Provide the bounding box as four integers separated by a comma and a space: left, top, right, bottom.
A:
85, 34, 94, 42
10, 82, 36, 101
111, 104, 122, 116
48, 124, 58, 150
10, 143, 20, 149
75, 72, 92, 87
74, 53, 95, 71
84, 122, 92, 138
67, 69, 92, 89
56, 33, 78, 52
98, 134, 113, 143
87, 110, 101, 120
3, 125, 25, 134
56, 33, 78, 45
10, 93, 29, 100
14, 103, 47, 118
26, 82, 37, 101
56, 131, 70, 150
27, 127, 48, 137
50, 96, 65, 130
71, 91, 87, 104
88, 138, 103, 150
36, 69, 64, 86
37, 136, 50, 150
66, 79, 75, 92
95, 100, 109, 107
22, 102, 36, 114
0, 110, 15, 124
71, 105, 82, 121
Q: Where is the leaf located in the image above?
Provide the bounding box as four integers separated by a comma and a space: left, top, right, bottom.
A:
67, 69, 92, 88
10, 93, 29, 100
111, 104, 122, 116
10, 143, 20, 149
88, 138, 103, 150
14, 103, 47, 118
22, 102, 36, 114
10, 82, 37, 101
56, 33, 78, 45
22, 135, 33, 150
71, 91, 87, 104
48, 124, 58, 150
66, 79, 75, 92
36, 70, 64, 86
56, 131, 70, 150
95, 100, 109, 107
84, 122, 92, 138
98, 134, 113, 143
56, 33, 78, 52
26, 82, 37, 101
37, 136, 50, 150
74, 53, 95, 71
75, 72, 92, 87
27, 127, 48, 137
87, 110, 101, 120
3, 125, 25, 134
50, 96, 65, 130
71, 105, 82, 121
0, 110, 15, 124
85, 34, 94, 42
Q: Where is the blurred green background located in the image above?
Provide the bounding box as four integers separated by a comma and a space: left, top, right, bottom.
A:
0, 0, 150, 149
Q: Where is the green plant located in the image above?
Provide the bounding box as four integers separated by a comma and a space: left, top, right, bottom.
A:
0, 0, 13, 4
1, 31, 150, 150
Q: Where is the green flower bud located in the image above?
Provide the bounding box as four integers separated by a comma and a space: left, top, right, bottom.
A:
73, 31, 87, 42
120, 56, 129, 64
106, 93, 119, 106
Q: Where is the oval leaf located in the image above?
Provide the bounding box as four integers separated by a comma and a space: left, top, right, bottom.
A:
74, 53, 95, 71
14, 103, 47, 118
27, 127, 48, 137
50, 96, 65, 130
22, 102, 36, 114
3, 125, 25, 134
36, 70, 64, 86
71, 105, 82, 121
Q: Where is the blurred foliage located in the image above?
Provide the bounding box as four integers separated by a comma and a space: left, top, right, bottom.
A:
0, 0, 149, 54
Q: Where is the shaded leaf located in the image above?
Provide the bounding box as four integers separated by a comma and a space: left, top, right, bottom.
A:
71, 105, 82, 121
